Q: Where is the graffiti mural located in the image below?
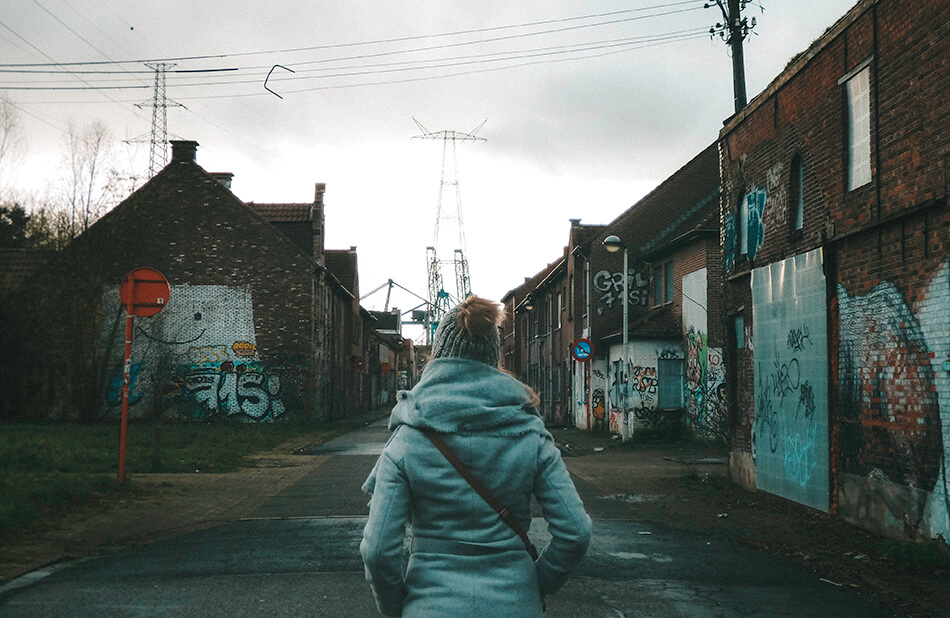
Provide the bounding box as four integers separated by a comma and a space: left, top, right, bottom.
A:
100, 285, 292, 421
685, 328, 707, 422
593, 268, 649, 316
591, 389, 606, 421
838, 269, 944, 537
723, 210, 736, 272
751, 249, 829, 511
745, 189, 766, 261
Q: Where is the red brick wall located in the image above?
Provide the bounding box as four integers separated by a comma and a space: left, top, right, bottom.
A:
721, 0, 950, 539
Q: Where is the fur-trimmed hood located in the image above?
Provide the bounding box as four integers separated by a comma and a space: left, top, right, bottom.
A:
389, 357, 546, 437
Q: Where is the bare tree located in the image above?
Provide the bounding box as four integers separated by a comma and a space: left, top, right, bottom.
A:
62, 120, 116, 236
0, 95, 26, 200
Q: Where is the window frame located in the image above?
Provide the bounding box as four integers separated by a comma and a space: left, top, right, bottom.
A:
841, 60, 873, 191
790, 153, 804, 235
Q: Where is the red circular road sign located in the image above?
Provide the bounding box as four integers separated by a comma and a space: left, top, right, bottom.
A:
119, 267, 170, 317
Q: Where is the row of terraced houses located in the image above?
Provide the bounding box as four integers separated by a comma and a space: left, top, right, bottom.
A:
500, 0, 950, 544
0, 0, 946, 546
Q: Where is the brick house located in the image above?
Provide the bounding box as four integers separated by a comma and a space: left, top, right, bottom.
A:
719, 0, 949, 541
12, 140, 383, 421
504, 143, 723, 437
504, 254, 570, 425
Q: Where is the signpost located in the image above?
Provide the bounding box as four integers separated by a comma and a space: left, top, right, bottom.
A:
571, 338, 593, 362
117, 268, 170, 482
571, 338, 594, 432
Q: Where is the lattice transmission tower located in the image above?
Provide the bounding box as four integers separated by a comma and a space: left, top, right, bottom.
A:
134, 63, 181, 178
412, 117, 486, 343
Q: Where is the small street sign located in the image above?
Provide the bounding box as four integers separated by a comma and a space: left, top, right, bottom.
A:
118, 268, 170, 483
120, 267, 171, 317
571, 338, 593, 362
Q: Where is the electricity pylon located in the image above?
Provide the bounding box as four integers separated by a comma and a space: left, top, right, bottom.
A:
134, 63, 181, 178
412, 117, 486, 343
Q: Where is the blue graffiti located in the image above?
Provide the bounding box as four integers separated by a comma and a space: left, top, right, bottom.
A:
107, 362, 144, 406
784, 427, 818, 487
723, 210, 736, 271
746, 189, 766, 260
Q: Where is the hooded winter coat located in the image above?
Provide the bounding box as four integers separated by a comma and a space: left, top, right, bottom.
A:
360, 357, 592, 617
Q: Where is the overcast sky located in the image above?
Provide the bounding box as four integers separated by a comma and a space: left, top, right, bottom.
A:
1, 0, 859, 339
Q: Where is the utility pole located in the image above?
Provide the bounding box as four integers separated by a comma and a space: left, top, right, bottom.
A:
707, 0, 758, 114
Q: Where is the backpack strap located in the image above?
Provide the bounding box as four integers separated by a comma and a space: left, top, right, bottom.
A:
422, 429, 539, 562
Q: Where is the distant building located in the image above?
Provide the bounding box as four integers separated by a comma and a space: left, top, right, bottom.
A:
504, 143, 723, 439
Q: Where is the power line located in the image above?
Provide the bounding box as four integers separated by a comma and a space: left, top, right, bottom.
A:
0, 1, 706, 69
0, 28, 708, 92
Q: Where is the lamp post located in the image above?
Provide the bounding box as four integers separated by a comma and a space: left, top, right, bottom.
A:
603, 235, 631, 442
523, 294, 534, 390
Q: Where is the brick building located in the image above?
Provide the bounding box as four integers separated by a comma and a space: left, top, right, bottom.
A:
504, 143, 723, 438
11, 140, 390, 422
719, 0, 949, 541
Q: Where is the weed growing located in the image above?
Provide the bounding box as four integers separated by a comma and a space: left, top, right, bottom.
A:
0, 410, 387, 533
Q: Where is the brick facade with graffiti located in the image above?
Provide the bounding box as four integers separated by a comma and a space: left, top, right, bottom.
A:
720, 0, 950, 541
503, 144, 725, 439
9, 141, 399, 422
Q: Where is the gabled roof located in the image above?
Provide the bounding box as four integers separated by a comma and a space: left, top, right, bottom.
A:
32, 146, 321, 290
246, 202, 311, 223
324, 249, 358, 297
0, 248, 53, 291
507, 256, 564, 310
603, 142, 720, 257
569, 223, 606, 255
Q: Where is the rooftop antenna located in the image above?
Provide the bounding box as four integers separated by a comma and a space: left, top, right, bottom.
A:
412, 117, 486, 343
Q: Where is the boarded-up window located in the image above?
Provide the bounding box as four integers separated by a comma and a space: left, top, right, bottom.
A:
846, 67, 871, 190
657, 358, 683, 408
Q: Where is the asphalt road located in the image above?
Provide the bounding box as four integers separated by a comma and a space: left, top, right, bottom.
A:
0, 419, 893, 617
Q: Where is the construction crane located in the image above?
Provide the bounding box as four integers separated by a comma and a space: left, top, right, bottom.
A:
412, 117, 485, 343
360, 279, 437, 342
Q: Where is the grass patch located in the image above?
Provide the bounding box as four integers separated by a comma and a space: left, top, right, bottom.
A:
0, 409, 389, 533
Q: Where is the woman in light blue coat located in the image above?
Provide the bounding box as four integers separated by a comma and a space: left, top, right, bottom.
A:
361, 295, 591, 617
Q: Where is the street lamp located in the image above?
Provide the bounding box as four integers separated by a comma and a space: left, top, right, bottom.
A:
522, 294, 534, 391
602, 235, 631, 442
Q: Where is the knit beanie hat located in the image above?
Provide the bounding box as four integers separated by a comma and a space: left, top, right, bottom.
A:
431, 295, 502, 368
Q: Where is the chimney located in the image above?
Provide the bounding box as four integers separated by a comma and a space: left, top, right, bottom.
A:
211, 172, 233, 189
170, 140, 198, 163
311, 182, 326, 263
569, 218, 581, 227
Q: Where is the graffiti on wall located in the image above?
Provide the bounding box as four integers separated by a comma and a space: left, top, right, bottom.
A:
837, 271, 945, 537
723, 188, 767, 270
723, 210, 736, 272
172, 339, 285, 421
745, 189, 766, 261
751, 249, 829, 512
101, 285, 293, 421
593, 269, 649, 316
685, 328, 707, 422
591, 389, 606, 420
683, 326, 728, 440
